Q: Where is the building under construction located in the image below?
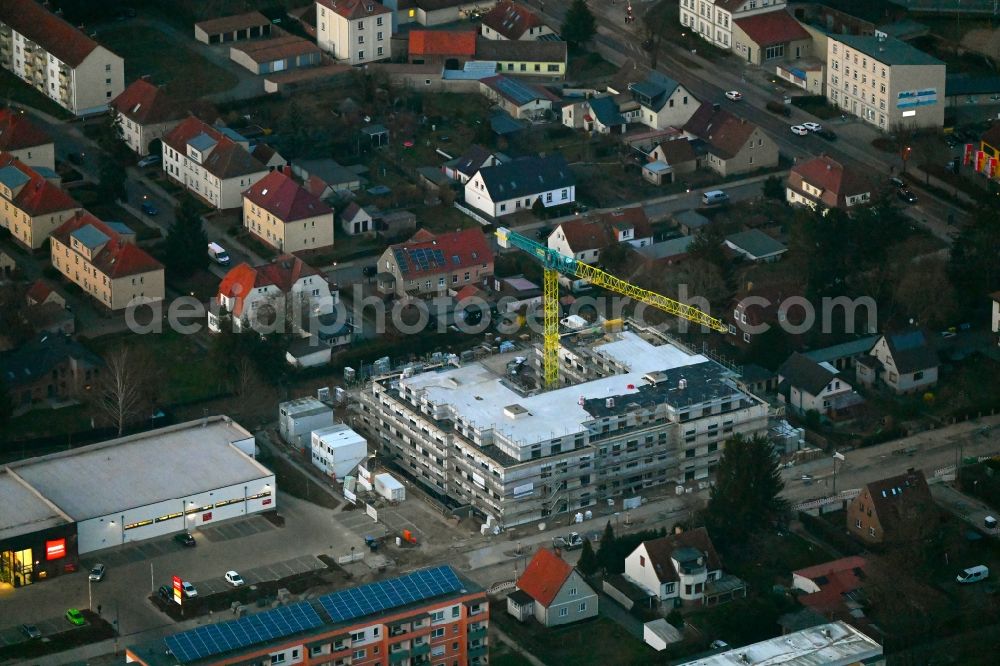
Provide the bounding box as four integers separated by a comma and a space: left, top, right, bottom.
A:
356, 323, 769, 528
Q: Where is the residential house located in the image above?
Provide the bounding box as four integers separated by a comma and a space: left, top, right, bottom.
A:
443, 144, 502, 184
25, 279, 65, 308
110, 78, 187, 157
792, 556, 868, 621
376, 228, 494, 298
732, 10, 812, 65
826, 34, 946, 130
408, 29, 477, 67
678, 0, 788, 52
777, 352, 862, 416
637, 236, 696, 266
847, 470, 932, 545
315, 0, 392, 65
803, 336, 879, 372
673, 209, 711, 235
0, 152, 80, 249
162, 117, 269, 209
0, 333, 102, 409
481, 1, 554, 41
623, 527, 746, 606
229, 35, 323, 75
506, 548, 598, 627
193, 11, 272, 44
464, 154, 575, 218
730, 282, 804, 346
723, 229, 787, 263
24, 279, 73, 335
547, 207, 653, 263
341, 202, 375, 235
787, 155, 872, 211
561, 96, 627, 135
49, 212, 164, 311
475, 38, 567, 78
249, 142, 285, 170
0, 0, 125, 116
410, 0, 484, 27
209, 255, 337, 333
644, 139, 698, 184
683, 103, 778, 176
991, 291, 1000, 343
0, 108, 54, 170
628, 72, 699, 130
857, 330, 938, 394
480, 75, 559, 120
242, 168, 335, 253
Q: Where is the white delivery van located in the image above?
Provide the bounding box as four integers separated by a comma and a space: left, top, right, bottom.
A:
956, 565, 989, 584
701, 190, 729, 206
207, 242, 231, 266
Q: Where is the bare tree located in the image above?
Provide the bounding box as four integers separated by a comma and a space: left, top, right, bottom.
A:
94, 346, 155, 436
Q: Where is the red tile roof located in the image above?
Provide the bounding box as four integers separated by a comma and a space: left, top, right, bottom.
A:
789, 155, 872, 208
111, 79, 184, 126
0, 153, 79, 216
683, 104, 760, 159
243, 169, 332, 222
409, 30, 478, 57
794, 556, 868, 582
734, 11, 810, 47
597, 206, 651, 238
388, 228, 494, 279
217, 255, 321, 316
794, 557, 868, 615
640, 528, 722, 584
162, 117, 267, 180
231, 35, 322, 64
25, 279, 54, 306
482, 0, 544, 40
51, 211, 163, 278
516, 547, 574, 607
316, 0, 391, 20
556, 217, 611, 253
0, 0, 103, 67
194, 11, 270, 35
0, 109, 52, 151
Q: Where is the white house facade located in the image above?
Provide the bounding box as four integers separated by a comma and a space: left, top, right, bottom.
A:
678, 0, 787, 52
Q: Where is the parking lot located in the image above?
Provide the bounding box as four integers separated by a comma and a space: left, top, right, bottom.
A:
0, 614, 85, 647
188, 555, 325, 596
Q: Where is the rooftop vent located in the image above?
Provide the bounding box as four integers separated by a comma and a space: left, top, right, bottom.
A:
504, 403, 529, 419
678, 378, 688, 390
605, 397, 615, 408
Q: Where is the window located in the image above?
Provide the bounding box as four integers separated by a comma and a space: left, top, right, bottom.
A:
432, 627, 445, 638
913, 371, 924, 381
377, 16, 383, 26
639, 555, 645, 567
559, 607, 568, 617
351, 631, 365, 642
569, 587, 577, 596
548, 64, 559, 72
855, 519, 862, 528
578, 601, 587, 612
359, 36, 364, 44
377, 31, 383, 40
271, 654, 286, 664
869, 527, 876, 537
358, 20, 365, 30
105, 64, 111, 71
451, 606, 460, 618
353, 650, 365, 660
358, 50, 365, 61
764, 44, 784, 60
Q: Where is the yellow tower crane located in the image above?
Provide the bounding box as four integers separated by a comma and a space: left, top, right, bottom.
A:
496, 226, 729, 389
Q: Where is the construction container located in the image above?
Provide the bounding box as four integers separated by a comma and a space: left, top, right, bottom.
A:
374, 473, 405, 502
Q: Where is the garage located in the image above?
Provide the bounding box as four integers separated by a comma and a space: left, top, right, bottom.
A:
194, 11, 272, 45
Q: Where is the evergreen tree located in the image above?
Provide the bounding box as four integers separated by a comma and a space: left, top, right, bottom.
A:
596, 521, 617, 572
97, 155, 127, 202
163, 197, 209, 278
561, 0, 597, 47
761, 175, 785, 201
949, 203, 1000, 317
704, 434, 788, 547
577, 537, 598, 576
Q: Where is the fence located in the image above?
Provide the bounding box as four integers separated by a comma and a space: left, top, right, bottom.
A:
452, 201, 492, 227
793, 489, 860, 514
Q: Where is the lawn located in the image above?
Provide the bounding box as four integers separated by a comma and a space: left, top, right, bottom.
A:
96, 26, 238, 99
567, 50, 619, 83
414, 204, 480, 234
0, 68, 74, 119
790, 95, 842, 120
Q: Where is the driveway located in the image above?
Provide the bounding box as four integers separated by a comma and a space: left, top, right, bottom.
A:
596, 588, 646, 639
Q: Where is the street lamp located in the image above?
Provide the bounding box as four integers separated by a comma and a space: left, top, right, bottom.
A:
832, 451, 845, 495
901, 145, 912, 173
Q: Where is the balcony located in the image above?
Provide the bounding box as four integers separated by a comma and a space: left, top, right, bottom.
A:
411, 643, 430, 656
468, 627, 487, 641
468, 644, 488, 658
389, 648, 411, 663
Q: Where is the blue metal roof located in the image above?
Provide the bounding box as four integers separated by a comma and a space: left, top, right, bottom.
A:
588, 96, 625, 127
442, 60, 497, 80
188, 132, 217, 152
489, 112, 526, 135
218, 127, 247, 143
105, 221, 133, 235
70, 224, 110, 249
0, 165, 30, 190
33, 166, 59, 180
491, 76, 546, 106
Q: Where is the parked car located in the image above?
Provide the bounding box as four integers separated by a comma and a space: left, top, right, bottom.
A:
207, 242, 231, 266
157, 585, 172, 601
141, 200, 159, 216
725, 90, 743, 101
174, 531, 196, 547
889, 177, 906, 190
701, 190, 729, 206
956, 565, 989, 583
181, 581, 198, 598
802, 122, 822, 132
88, 563, 106, 582
816, 129, 837, 141
766, 101, 791, 117
65, 608, 86, 626
790, 125, 809, 136
224, 571, 245, 587
897, 189, 918, 204
137, 154, 161, 168
20, 624, 41, 639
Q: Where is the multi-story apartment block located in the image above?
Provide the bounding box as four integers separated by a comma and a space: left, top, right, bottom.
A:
0, 0, 124, 116
357, 325, 769, 528
316, 0, 392, 65
162, 117, 269, 210
826, 33, 946, 129
242, 167, 335, 253
678, 0, 787, 52
50, 211, 164, 311
0, 108, 54, 170
110, 78, 187, 157
0, 152, 80, 249
126, 565, 489, 666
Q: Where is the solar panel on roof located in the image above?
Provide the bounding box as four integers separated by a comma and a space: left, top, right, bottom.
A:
317, 566, 463, 624
165, 602, 323, 663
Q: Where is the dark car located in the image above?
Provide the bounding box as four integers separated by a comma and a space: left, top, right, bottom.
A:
816, 129, 837, 141
897, 189, 918, 204
889, 177, 906, 190
535, 226, 552, 240
20, 624, 41, 639
141, 201, 159, 216
765, 101, 791, 117
157, 585, 172, 601
67, 152, 85, 165
173, 531, 196, 547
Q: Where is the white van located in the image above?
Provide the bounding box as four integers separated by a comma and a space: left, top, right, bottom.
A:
701, 190, 729, 206
207, 242, 231, 266
956, 565, 989, 584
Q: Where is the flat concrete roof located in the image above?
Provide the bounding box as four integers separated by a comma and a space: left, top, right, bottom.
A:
0, 469, 70, 540
679, 621, 881, 666
402, 331, 712, 446
9, 417, 271, 521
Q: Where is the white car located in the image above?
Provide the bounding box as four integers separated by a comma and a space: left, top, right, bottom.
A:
725, 90, 742, 101
802, 122, 822, 132
790, 125, 809, 136
224, 571, 245, 587
181, 581, 198, 598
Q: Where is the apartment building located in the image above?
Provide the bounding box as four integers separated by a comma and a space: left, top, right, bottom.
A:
826, 33, 946, 129
0, 108, 54, 170
110, 78, 187, 157
678, 0, 788, 52
242, 168, 335, 253
682, 103, 778, 177
162, 117, 269, 210
316, 0, 392, 65
376, 228, 494, 298
126, 565, 489, 666
0, 152, 80, 249
50, 211, 164, 311
0, 0, 124, 116
356, 326, 768, 528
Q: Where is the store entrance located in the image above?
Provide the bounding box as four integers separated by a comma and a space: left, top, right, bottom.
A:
0, 547, 34, 586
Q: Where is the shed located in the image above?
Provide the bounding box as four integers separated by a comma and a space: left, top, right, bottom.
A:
361, 124, 390, 147
376, 210, 417, 237
285, 339, 332, 369
673, 209, 711, 235
642, 160, 672, 185
194, 11, 271, 44
644, 619, 683, 651
506, 588, 535, 622
278, 397, 333, 451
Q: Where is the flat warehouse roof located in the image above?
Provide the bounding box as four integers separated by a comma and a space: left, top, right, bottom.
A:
9, 417, 271, 521
0, 469, 70, 540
